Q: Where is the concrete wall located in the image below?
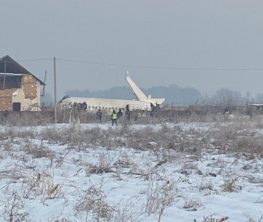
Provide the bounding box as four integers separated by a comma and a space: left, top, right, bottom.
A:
0, 88, 16, 111
0, 74, 41, 111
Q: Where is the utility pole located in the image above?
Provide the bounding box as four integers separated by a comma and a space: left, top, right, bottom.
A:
41, 70, 47, 97
3, 60, 6, 89
53, 57, 57, 124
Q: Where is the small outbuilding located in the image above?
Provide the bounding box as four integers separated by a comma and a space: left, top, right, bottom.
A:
0, 55, 45, 111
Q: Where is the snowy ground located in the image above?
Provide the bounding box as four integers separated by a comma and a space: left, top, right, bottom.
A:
0, 119, 263, 222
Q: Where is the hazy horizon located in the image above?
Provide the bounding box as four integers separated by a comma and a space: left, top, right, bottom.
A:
1, 0, 263, 98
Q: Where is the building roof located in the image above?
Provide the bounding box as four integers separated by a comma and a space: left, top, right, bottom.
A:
0, 73, 23, 77
0, 55, 45, 85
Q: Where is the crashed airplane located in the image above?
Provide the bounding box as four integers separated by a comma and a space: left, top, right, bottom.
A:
60, 75, 165, 112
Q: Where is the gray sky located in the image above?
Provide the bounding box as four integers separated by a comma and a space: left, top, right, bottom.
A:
1, 0, 263, 98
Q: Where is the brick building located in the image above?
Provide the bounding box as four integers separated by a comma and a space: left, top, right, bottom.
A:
0, 55, 45, 111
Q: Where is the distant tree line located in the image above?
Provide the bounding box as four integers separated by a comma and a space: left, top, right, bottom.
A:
59, 86, 263, 107
65, 85, 202, 105
200, 89, 263, 106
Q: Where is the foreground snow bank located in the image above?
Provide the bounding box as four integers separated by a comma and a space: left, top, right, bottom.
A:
0, 122, 262, 221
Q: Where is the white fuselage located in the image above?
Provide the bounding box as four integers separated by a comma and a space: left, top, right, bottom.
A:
59, 75, 165, 112
60, 97, 152, 112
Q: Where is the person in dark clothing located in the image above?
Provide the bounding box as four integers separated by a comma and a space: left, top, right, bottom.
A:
96, 109, 102, 122
125, 105, 131, 121
111, 109, 118, 126
117, 108, 123, 118
150, 103, 155, 118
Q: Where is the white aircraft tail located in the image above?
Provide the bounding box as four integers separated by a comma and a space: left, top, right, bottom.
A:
126, 74, 165, 105
126, 75, 147, 101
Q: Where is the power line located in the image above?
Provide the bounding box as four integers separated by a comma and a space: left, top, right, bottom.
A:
56, 58, 263, 72
17, 58, 52, 62
0, 58, 51, 64
2, 56, 263, 72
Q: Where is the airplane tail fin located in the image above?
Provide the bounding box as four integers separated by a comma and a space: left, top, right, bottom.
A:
126, 73, 165, 105
126, 75, 147, 101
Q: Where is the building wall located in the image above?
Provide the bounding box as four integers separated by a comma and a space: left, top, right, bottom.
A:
0, 88, 16, 111
0, 74, 41, 111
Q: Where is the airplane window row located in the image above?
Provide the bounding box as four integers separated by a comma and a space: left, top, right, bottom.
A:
86, 106, 125, 111
65, 103, 149, 111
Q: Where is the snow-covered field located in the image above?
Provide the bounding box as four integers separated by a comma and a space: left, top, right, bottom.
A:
0, 118, 263, 222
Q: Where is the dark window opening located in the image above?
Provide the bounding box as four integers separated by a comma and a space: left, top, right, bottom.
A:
13, 103, 21, 112
0, 76, 22, 89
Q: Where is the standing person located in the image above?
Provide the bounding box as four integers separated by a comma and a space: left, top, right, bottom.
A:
117, 108, 123, 118
96, 108, 102, 122
150, 103, 155, 118
125, 105, 131, 121
111, 109, 118, 126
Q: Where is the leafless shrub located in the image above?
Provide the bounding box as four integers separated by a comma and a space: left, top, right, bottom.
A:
36, 115, 262, 160
87, 154, 115, 175
222, 176, 241, 192
2, 140, 13, 152
247, 215, 263, 222
145, 181, 175, 222
38, 121, 207, 160
75, 185, 114, 222
22, 172, 62, 202
54, 150, 71, 168
1, 127, 36, 142
0, 167, 25, 181
195, 215, 229, 222
113, 209, 139, 222
113, 199, 142, 222
1, 111, 53, 126
15, 130, 36, 139
41, 127, 65, 144
3, 192, 29, 222
0, 131, 9, 141
254, 115, 263, 128
113, 206, 140, 222
199, 180, 215, 192
112, 153, 134, 169
210, 118, 263, 156
247, 175, 263, 184
125, 127, 156, 150
48, 217, 72, 222
23, 141, 55, 159
183, 198, 203, 211
233, 136, 263, 157
180, 162, 199, 175
207, 158, 226, 169
41, 127, 105, 150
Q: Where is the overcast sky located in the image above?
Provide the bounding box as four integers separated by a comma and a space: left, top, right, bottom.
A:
1, 0, 263, 98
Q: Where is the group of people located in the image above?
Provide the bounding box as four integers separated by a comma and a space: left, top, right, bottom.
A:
109, 108, 124, 126
96, 105, 131, 126
96, 108, 123, 126
96, 103, 160, 126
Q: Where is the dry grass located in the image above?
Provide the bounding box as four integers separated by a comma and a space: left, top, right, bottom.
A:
145, 181, 175, 222
49, 218, 72, 222
0, 112, 263, 221
222, 176, 241, 192
247, 215, 263, 222
195, 215, 229, 222
87, 154, 115, 175
23, 141, 55, 159
3, 192, 29, 222
22, 172, 62, 202
34, 115, 263, 160
183, 198, 203, 211
75, 185, 114, 222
